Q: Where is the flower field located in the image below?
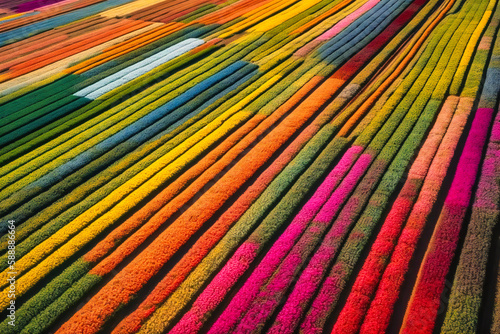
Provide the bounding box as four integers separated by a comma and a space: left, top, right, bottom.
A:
0, 0, 499, 333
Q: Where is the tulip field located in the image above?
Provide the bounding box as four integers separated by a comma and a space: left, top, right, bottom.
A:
0, 0, 499, 332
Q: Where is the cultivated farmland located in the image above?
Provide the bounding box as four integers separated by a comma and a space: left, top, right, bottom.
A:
0, 0, 499, 333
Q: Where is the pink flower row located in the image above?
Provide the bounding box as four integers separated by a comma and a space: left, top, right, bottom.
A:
401, 107, 494, 333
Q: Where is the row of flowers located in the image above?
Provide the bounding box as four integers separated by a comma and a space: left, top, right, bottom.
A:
0, 51, 298, 332
332, 95, 460, 334
1, 0, 498, 333
54, 63, 340, 333
145, 2, 434, 330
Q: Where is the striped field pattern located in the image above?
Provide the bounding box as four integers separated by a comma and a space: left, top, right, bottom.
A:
0, 0, 499, 333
